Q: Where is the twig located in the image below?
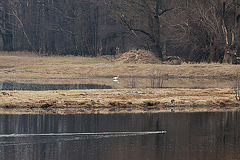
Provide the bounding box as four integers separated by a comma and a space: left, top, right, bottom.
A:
236, 72, 240, 100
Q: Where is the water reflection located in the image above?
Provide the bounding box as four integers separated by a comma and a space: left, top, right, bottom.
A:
0, 81, 112, 91
0, 112, 239, 160
125, 77, 236, 89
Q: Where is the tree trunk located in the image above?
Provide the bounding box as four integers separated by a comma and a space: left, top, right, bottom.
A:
153, 0, 163, 58
208, 37, 217, 62
2, 7, 13, 51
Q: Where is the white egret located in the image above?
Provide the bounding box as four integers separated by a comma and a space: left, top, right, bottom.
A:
113, 75, 119, 80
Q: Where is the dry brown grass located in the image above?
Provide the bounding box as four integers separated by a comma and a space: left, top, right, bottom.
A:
0, 88, 239, 114
0, 51, 239, 80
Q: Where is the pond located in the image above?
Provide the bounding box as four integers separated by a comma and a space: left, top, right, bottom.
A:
0, 112, 239, 160
0, 81, 112, 91
0, 77, 236, 90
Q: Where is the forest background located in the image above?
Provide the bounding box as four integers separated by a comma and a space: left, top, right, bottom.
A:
1, 0, 240, 63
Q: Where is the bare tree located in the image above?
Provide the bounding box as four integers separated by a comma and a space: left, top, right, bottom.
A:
0, 0, 14, 51
106, 0, 176, 59
1, 0, 240, 64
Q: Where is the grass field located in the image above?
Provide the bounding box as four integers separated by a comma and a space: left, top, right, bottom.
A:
0, 51, 239, 81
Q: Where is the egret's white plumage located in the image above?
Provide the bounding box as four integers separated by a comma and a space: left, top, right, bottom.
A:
113, 75, 119, 80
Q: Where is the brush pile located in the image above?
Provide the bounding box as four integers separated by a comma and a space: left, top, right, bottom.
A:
115, 50, 161, 64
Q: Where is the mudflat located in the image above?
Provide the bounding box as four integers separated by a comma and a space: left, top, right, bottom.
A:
0, 51, 240, 114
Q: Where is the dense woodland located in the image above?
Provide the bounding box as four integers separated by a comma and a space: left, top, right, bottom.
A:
1, 0, 240, 62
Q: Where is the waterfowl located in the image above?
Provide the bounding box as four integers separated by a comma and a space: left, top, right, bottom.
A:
113, 75, 119, 80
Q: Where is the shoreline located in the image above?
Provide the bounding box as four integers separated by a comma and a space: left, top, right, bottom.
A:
1, 88, 240, 114
0, 104, 239, 115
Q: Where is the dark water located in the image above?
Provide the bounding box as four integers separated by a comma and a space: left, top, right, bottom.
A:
0, 81, 112, 91
0, 112, 239, 160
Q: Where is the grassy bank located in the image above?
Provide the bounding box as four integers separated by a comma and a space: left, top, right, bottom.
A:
0, 88, 239, 114
0, 51, 239, 80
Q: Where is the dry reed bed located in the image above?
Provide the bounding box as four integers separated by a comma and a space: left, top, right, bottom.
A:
0, 88, 239, 114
